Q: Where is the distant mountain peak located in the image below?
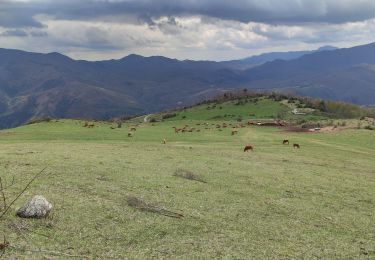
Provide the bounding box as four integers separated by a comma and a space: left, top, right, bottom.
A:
317, 45, 338, 51
120, 54, 145, 60
1, 42, 375, 128
45, 52, 72, 60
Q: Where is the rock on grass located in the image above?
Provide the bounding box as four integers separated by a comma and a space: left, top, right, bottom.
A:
16, 195, 52, 218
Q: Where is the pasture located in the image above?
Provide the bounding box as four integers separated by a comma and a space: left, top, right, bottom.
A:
0, 101, 374, 258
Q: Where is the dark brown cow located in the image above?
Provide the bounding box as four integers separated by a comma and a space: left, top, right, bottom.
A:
244, 145, 253, 152
283, 140, 289, 145
293, 143, 300, 149
83, 122, 95, 128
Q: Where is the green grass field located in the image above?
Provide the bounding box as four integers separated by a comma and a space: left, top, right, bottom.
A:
0, 99, 374, 259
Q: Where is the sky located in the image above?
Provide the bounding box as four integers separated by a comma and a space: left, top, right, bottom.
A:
1, 0, 375, 61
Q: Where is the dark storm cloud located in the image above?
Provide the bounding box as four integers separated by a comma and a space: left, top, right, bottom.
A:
47, 0, 375, 24
2, 0, 375, 29
1, 0, 374, 61
0, 8, 43, 28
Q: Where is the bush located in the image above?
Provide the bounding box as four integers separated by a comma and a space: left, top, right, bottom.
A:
162, 113, 177, 120
26, 117, 52, 125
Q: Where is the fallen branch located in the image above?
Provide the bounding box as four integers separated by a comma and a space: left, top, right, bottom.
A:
173, 169, 207, 183
127, 196, 184, 219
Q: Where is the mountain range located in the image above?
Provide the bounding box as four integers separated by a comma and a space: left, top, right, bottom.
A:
0, 43, 374, 128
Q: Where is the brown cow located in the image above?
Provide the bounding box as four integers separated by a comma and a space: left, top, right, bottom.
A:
293, 143, 300, 149
283, 140, 289, 145
244, 145, 253, 152
83, 122, 95, 128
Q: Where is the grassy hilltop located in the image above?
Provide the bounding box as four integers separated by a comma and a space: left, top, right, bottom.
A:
0, 96, 374, 258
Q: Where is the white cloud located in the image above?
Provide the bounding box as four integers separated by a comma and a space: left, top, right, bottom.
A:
1, 0, 375, 60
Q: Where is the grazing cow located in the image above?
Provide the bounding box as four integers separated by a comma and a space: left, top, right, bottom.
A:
162, 138, 167, 144
293, 143, 300, 149
244, 145, 253, 152
84, 122, 95, 128
283, 140, 289, 145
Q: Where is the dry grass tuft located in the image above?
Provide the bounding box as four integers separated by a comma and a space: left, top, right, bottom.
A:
126, 196, 183, 219
173, 169, 207, 183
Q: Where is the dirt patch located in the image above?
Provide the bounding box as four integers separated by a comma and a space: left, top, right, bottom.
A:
284, 127, 310, 133
0, 131, 16, 136
284, 126, 353, 133
127, 196, 184, 219
174, 169, 207, 183
314, 126, 356, 133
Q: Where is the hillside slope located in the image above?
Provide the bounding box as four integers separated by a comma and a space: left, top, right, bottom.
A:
242, 43, 375, 104
0, 49, 240, 128
0, 103, 374, 258
1, 43, 375, 128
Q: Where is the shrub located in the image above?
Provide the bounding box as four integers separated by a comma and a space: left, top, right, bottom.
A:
162, 113, 177, 120
174, 169, 206, 183
26, 117, 52, 125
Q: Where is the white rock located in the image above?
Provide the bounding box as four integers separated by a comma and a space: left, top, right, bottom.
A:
16, 195, 52, 218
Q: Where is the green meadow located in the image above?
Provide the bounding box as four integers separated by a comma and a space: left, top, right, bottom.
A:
0, 98, 374, 259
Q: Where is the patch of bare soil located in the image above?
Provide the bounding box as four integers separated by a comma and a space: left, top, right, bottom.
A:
285, 126, 354, 133
0, 131, 16, 136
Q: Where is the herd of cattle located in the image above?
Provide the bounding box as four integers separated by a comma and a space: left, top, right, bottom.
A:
83, 120, 301, 151
243, 140, 300, 152
169, 121, 301, 152
171, 120, 285, 134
